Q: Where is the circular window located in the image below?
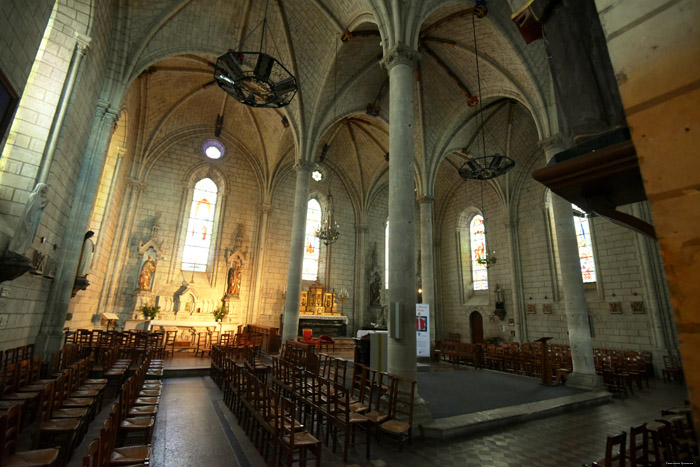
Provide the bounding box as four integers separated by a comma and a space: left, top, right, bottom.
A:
202, 139, 225, 160
312, 169, 323, 182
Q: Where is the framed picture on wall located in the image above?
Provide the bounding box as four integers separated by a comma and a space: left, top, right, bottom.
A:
0, 68, 18, 143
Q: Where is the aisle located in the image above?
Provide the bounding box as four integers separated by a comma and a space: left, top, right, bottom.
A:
151, 376, 265, 467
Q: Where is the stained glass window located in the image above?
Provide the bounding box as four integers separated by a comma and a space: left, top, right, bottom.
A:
182, 178, 218, 271
385, 221, 389, 289
302, 199, 322, 280
573, 204, 596, 283
470, 215, 488, 291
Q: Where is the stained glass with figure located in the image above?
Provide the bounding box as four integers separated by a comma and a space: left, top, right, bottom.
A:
573, 204, 596, 283
182, 178, 218, 271
302, 199, 322, 280
470, 215, 488, 291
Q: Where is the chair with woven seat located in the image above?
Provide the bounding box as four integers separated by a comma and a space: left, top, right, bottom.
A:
378, 376, 415, 452
591, 431, 627, 467
628, 423, 652, 467
275, 395, 321, 467
662, 355, 683, 384
365, 371, 394, 436
0, 405, 60, 466
99, 414, 151, 466
194, 332, 211, 358
328, 382, 370, 462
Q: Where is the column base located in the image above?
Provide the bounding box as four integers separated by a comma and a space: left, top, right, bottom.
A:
565, 372, 607, 391
413, 395, 433, 427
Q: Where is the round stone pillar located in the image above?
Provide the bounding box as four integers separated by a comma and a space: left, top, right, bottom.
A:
540, 137, 604, 390
281, 161, 314, 344
381, 43, 420, 381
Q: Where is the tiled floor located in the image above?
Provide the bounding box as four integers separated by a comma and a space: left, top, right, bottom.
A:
149, 376, 690, 467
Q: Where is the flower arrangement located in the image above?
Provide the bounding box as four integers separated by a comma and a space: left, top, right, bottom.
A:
140, 304, 160, 320
213, 305, 228, 322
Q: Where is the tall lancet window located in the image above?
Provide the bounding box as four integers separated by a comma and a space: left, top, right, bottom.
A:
302, 198, 322, 280
573, 204, 597, 283
182, 178, 218, 271
470, 215, 488, 291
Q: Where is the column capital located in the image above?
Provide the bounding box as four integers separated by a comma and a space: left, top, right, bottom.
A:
74, 32, 92, 55
381, 43, 421, 72
538, 135, 564, 162
294, 160, 316, 173
355, 224, 368, 234
260, 203, 273, 214
417, 195, 434, 204
127, 177, 147, 192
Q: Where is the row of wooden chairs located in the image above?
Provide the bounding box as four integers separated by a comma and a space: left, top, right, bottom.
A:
586, 405, 698, 466
0, 354, 108, 466
82, 355, 163, 466
1, 344, 35, 374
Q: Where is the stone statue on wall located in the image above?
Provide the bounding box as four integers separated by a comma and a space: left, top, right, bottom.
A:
77, 231, 95, 278
8, 183, 48, 256
369, 273, 382, 306
138, 254, 156, 290
227, 262, 242, 297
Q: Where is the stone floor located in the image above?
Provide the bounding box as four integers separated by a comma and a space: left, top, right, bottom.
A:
144, 376, 689, 467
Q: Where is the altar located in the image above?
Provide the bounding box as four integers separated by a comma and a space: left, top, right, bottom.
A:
299, 314, 348, 338
296, 281, 347, 337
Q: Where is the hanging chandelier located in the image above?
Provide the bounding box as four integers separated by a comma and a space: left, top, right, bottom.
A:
315, 200, 339, 246
458, 12, 514, 181
214, 0, 297, 108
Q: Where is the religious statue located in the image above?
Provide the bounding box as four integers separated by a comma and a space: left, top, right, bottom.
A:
369, 273, 382, 306
7, 183, 49, 256
138, 254, 156, 290
76, 231, 95, 278
227, 262, 242, 296
509, 0, 627, 149
495, 283, 505, 308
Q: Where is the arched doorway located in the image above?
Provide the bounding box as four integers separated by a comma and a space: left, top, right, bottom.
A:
470, 311, 484, 344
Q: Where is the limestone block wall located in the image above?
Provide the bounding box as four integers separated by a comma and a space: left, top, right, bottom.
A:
0, 0, 118, 350
68, 88, 139, 328
439, 179, 510, 343
0, 0, 54, 149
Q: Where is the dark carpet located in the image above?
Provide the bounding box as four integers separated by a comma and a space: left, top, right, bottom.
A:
417, 366, 585, 419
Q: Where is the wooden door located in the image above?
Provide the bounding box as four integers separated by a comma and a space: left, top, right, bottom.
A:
470, 311, 484, 344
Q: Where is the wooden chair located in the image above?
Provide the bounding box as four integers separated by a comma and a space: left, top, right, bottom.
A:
662, 355, 683, 384
194, 332, 211, 358
33, 381, 81, 465
99, 414, 151, 466
378, 376, 416, 451
365, 371, 394, 435
328, 382, 370, 462
0, 405, 60, 466
162, 331, 177, 359
628, 423, 651, 467
591, 431, 627, 467
275, 395, 321, 467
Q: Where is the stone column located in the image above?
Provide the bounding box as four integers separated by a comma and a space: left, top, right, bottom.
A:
541, 137, 604, 390
631, 202, 678, 372
381, 43, 420, 382
248, 203, 273, 325
281, 160, 314, 344
353, 224, 367, 333
36, 102, 120, 357
505, 216, 527, 342
418, 196, 436, 345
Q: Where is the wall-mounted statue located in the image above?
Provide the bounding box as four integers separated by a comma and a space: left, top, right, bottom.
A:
138, 254, 156, 290
227, 261, 242, 297
8, 183, 49, 256
369, 272, 382, 306
77, 231, 95, 278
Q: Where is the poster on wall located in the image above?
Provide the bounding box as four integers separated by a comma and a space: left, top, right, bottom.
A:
416, 304, 430, 357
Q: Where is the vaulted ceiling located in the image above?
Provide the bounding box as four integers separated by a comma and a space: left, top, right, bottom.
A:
117, 0, 553, 216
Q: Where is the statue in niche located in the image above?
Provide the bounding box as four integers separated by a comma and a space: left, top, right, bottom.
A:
369, 273, 382, 306
77, 231, 95, 278
495, 283, 505, 309
227, 262, 242, 297
509, 0, 627, 149
8, 183, 49, 256
138, 254, 156, 290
